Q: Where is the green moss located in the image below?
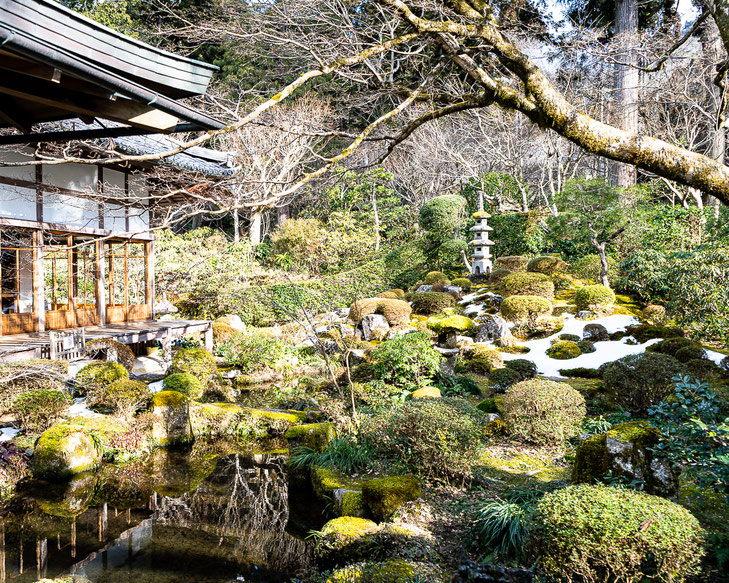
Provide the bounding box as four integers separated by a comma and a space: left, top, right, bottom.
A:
247, 408, 306, 424
32, 424, 100, 479
574, 284, 616, 312
285, 422, 337, 452
477, 398, 498, 414
500, 295, 553, 323
326, 559, 438, 583
169, 347, 218, 389
152, 390, 187, 408
362, 475, 422, 522
162, 373, 204, 400
75, 361, 128, 392
340, 490, 366, 517
426, 314, 476, 334
312, 467, 349, 500
546, 340, 582, 360
468, 345, 504, 374
410, 386, 442, 399
451, 278, 472, 292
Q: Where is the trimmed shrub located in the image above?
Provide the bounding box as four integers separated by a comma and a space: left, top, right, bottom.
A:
169, 347, 218, 389
675, 345, 708, 363
546, 340, 581, 360
489, 267, 512, 284
527, 255, 568, 276
371, 332, 442, 390
628, 325, 685, 343
426, 314, 476, 335
85, 339, 135, 372
217, 333, 290, 375
559, 333, 581, 342
469, 345, 504, 374
12, 389, 68, 433
477, 398, 498, 414
451, 277, 472, 292
76, 362, 128, 393
502, 379, 586, 445
489, 367, 521, 391
574, 284, 616, 312
500, 295, 553, 323
88, 379, 149, 420
363, 398, 488, 481
642, 304, 667, 325
558, 367, 601, 378
0, 359, 68, 414
211, 322, 238, 346
504, 359, 537, 381
349, 298, 412, 325
162, 373, 204, 400
410, 292, 455, 315
378, 289, 406, 299
601, 353, 685, 413
500, 272, 555, 299
530, 484, 705, 583
647, 337, 706, 363
494, 255, 528, 272
424, 271, 447, 285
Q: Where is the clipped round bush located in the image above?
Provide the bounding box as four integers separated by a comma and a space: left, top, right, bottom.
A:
559, 333, 581, 342
675, 345, 707, 363
469, 345, 504, 374
371, 332, 442, 390
504, 359, 537, 380
363, 398, 487, 481
424, 271, 448, 285
162, 373, 204, 400
378, 289, 406, 300
500, 272, 554, 299
570, 253, 619, 283
85, 339, 135, 372
546, 340, 581, 360
169, 347, 218, 389
500, 295, 553, 323
410, 292, 455, 315
12, 389, 68, 433
494, 255, 528, 272
574, 284, 616, 312
527, 255, 568, 276
647, 337, 700, 359
489, 367, 521, 391
642, 304, 667, 325
88, 379, 149, 418
489, 267, 512, 284
75, 362, 128, 392
502, 379, 585, 445
685, 358, 719, 380
530, 484, 705, 583
349, 298, 412, 325
0, 359, 68, 415
600, 353, 685, 413
451, 277, 472, 292
212, 322, 238, 346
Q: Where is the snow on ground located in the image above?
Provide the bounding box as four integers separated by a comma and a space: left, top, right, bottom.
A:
490, 313, 663, 378
705, 349, 727, 366
0, 427, 19, 442
68, 397, 102, 418
148, 380, 164, 394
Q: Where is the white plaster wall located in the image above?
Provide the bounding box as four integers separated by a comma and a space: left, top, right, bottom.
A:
44, 192, 100, 229
0, 149, 35, 182
44, 163, 97, 193
0, 186, 37, 220
106, 203, 127, 232
17, 249, 33, 313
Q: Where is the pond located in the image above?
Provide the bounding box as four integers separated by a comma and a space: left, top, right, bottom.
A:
0, 448, 324, 583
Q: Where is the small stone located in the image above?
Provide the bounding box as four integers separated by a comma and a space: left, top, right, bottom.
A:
577, 310, 591, 319
415, 285, 433, 293
583, 323, 609, 342
475, 315, 514, 344
361, 314, 390, 341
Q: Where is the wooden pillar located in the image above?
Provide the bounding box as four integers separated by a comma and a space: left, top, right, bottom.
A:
146, 240, 155, 320
32, 230, 45, 333
95, 239, 107, 326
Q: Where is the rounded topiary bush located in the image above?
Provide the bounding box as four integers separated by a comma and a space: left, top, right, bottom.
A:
469, 345, 504, 374
363, 398, 487, 481
500, 272, 555, 299
162, 373, 204, 400
12, 389, 68, 433
642, 304, 667, 325
488, 267, 512, 284
574, 284, 616, 312
527, 255, 568, 276
85, 339, 135, 372
212, 322, 238, 346
424, 271, 448, 285
75, 362, 129, 392
647, 337, 706, 363
502, 379, 585, 445
600, 353, 685, 413
451, 277, 472, 292
529, 484, 705, 583
349, 298, 412, 326
89, 378, 149, 419
504, 358, 537, 381
494, 255, 528, 272
169, 347, 218, 389
500, 295, 553, 323
410, 291, 455, 315
546, 340, 581, 360
489, 367, 521, 391
378, 289, 406, 300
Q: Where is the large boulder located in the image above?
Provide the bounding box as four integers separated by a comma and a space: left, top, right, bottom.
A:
361, 314, 390, 341
152, 391, 194, 447
582, 323, 609, 342
32, 424, 101, 480
362, 475, 422, 522
285, 422, 337, 452
571, 421, 678, 498
475, 315, 514, 344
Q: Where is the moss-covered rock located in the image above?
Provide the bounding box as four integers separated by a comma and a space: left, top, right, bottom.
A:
425, 314, 476, 335
162, 372, 204, 400
410, 386, 442, 399
285, 422, 336, 452
571, 421, 679, 497
546, 340, 581, 360
349, 298, 412, 326
151, 391, 193, 447
577, 340, 596, 354
316, 516, 379, 556
326, 559, 441, 583
362, 475, 422, 522
32, 424, 101, 480
476, 398, 498, 414
583, 323, 609, 342
36, 472, 97, 518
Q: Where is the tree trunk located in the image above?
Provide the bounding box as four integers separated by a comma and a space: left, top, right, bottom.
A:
615, 0, 639, 188
233, 208, 240, 243
277, 204, 290, 226
591, 237, 611, 287
249, 211, 262, 246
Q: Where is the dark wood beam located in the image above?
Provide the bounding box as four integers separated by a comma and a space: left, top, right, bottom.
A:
0, 95, 31, 133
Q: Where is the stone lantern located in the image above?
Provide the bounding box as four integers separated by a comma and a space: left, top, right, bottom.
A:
469, 196, 494, 276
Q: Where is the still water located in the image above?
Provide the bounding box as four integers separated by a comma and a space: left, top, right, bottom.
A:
0, 448, 323, 583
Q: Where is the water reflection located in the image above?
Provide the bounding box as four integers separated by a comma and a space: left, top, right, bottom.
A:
0, 450, 319, 582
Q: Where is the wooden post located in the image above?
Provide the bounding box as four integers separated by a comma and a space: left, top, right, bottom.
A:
95, 239, 106, 325
204, 323, 213, 352
146, 240, 155, 321
32, 230, 45, 333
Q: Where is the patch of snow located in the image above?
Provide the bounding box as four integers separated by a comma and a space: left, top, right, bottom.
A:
67, 359, 95, 378
705, 349, 727, 366
148, 380, 164, 394
68, 397, 102, 419
0, 427, 19, 442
